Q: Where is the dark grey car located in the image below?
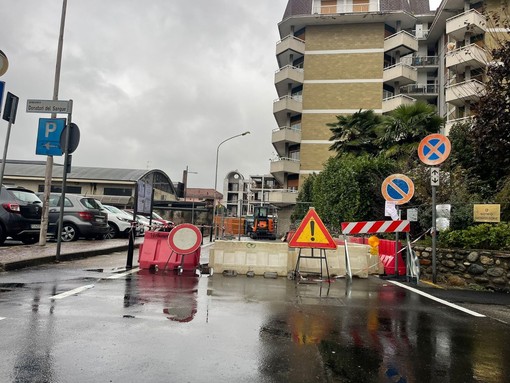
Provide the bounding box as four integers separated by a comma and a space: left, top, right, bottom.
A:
40, 193, 109, 242
0, 186, 42, 245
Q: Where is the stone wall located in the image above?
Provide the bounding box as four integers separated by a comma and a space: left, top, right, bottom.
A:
414, 246, 510, 292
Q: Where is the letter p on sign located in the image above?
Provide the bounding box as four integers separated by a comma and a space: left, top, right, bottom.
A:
45, 121, 58, 137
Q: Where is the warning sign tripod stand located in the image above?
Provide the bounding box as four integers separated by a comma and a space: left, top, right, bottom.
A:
289, 208, 337, 283
340, 220, 420, 283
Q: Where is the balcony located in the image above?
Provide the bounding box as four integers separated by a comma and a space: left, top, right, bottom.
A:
383, 63, 417, 87
276, 35, 305, 67
444, 116, 474, 135
384, 31, 418, 55
312, 1, 380, 14
266, 189, 298, 207
446, 9, 486, 41
401, 56, 439, 73
274, 65, 304, 97
382, 94, 416, 114
445, 79, 486, 107
270, 157, 300, 184
399, 83, 439, 100
273, 96, 303, 127
446, 44, 487, 73
272, 126, 302, 157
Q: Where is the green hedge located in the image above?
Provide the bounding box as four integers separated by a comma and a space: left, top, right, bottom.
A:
439, 222, 510, 250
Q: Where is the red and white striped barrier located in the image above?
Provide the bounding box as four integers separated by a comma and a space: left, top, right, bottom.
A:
341, 220, 410, 235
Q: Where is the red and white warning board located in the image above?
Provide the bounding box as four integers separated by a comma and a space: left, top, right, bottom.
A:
341, 220, 410, 235
288, 208, 337, 249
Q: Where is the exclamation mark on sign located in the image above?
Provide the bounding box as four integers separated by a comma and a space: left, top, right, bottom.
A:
310, 220, 315, 241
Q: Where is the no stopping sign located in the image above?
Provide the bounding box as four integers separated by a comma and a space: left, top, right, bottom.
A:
167, 224, 202, 254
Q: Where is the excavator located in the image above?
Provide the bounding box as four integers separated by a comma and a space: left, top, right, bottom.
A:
249, 205, 277, 240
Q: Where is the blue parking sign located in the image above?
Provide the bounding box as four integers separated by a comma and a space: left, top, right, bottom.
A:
36, 118, 66, 156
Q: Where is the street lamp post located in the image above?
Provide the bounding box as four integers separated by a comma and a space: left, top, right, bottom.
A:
212, 131, 250, 239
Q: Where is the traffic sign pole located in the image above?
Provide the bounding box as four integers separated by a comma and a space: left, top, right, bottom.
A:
418, 134, 450, 284
0, 94, 19, 188
55, 100, 73, 262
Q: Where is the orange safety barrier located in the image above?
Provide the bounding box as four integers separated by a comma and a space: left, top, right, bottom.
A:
138, 231, 200, 272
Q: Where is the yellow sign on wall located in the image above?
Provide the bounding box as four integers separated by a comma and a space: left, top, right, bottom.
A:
473, 204, 500, 223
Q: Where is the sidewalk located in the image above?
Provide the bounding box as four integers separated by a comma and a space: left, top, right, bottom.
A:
0, 237, 144, 272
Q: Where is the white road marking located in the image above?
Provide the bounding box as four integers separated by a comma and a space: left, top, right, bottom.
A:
106, 267, 140, 280
50, 284, 95, 300
390, 281, 486, 317
0, 317, 6, 321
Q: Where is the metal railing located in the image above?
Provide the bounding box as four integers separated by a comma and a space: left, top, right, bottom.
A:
401, 56, 439, 67
275, 64, 304, 74
400, 84, 439, 95
272, 125, 302, 133
276, 35, 305, 47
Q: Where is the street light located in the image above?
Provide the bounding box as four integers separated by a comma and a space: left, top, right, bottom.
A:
212, 131, 250, 239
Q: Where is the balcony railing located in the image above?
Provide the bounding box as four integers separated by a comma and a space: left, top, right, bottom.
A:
312, 2, 380, 14
400, 83, 439, 95
446, 43, 487, 72
383, 63, 417, 86
384, 30, 418, 54
445, 79, 486, 106
401, 56, 439, 67
446, 9, 486, 41
382, 94, 416, 113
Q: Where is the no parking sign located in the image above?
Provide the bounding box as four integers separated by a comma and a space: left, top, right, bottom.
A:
381, 174, 414, 205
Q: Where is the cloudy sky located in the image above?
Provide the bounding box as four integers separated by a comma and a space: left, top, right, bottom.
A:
0, 0, 441, 190
0, 0, 288, 189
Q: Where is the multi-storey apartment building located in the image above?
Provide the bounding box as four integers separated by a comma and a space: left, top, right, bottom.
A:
272, 0, 504, 222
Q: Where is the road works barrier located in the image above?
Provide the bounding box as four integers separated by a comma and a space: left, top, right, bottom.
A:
209, 240, 379, 278
138, 231, 200, 272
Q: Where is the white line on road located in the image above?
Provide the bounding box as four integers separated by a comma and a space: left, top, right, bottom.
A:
389, 281, 486, 318
106, 267, 140, 280
50, 284, 95, 300
0, 317, 5, 321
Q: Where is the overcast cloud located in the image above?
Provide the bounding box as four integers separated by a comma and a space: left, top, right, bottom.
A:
0, 0, 288, 189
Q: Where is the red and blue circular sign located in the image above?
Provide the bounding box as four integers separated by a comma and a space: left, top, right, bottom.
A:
418, 133, 451, 166
381, 174, 414, 205
167, 223, 202, 254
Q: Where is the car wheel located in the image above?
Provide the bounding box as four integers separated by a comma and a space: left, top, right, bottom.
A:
61, 223, 78, 242
104, 222, 119, 239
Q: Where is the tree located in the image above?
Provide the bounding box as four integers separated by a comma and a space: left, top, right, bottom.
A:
328, 109, 382, 156
291, 173, 316, 222
378, 102, 444, 164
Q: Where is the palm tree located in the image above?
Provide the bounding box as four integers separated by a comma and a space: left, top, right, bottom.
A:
328, 109, 382, 156
378, 101, 444, 161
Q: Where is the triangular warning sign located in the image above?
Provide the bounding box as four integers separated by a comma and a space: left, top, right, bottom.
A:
288, 208, 337, 249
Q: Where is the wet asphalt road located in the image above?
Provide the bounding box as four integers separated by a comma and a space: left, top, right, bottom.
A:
1, 250, 510, 383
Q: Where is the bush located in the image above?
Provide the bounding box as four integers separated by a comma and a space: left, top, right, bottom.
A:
439, 222, 510, 250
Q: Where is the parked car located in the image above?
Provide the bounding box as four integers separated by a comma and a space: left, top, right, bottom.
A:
122, 210, 163, 234
0, 186, 42, 245
125, 209, 174, 230
38, 193, 109, 242
101, 204, 142, 239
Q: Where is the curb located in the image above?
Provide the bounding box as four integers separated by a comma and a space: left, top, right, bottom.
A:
0, 243, 141, 272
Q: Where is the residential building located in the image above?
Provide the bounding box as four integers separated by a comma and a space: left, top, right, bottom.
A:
271, 0, 505, 220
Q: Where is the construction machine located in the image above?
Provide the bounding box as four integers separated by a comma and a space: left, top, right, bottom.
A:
249, 205, 277, 240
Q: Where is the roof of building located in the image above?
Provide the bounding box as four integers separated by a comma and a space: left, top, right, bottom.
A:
186, 187, 222, 200
2, 160, 158, 182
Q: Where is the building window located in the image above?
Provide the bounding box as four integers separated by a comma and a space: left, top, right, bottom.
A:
104, 187, 132, 196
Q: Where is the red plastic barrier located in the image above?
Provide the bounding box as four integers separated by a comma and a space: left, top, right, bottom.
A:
338, 236, 406, 275
138, 231, 200, 272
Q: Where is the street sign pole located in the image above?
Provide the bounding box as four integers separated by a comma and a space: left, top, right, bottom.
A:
0, 95, 18, 187
432, 184, 437, 283
55, 100, 73, 262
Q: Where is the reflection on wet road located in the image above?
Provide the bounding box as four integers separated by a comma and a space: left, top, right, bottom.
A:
1, 265, 509, 382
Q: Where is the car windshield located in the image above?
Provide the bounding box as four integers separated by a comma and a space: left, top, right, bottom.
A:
9, 190, 42, 203
152, 212, 164, 220
105, 205, 125, 215
81, 198, 101, 210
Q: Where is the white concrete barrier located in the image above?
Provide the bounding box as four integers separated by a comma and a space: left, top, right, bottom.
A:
210, 240, 381, 278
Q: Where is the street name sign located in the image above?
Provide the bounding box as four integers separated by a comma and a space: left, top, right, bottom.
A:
27, 99, 72, 114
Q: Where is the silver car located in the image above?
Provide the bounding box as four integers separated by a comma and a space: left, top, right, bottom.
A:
40, 193, 109, 242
